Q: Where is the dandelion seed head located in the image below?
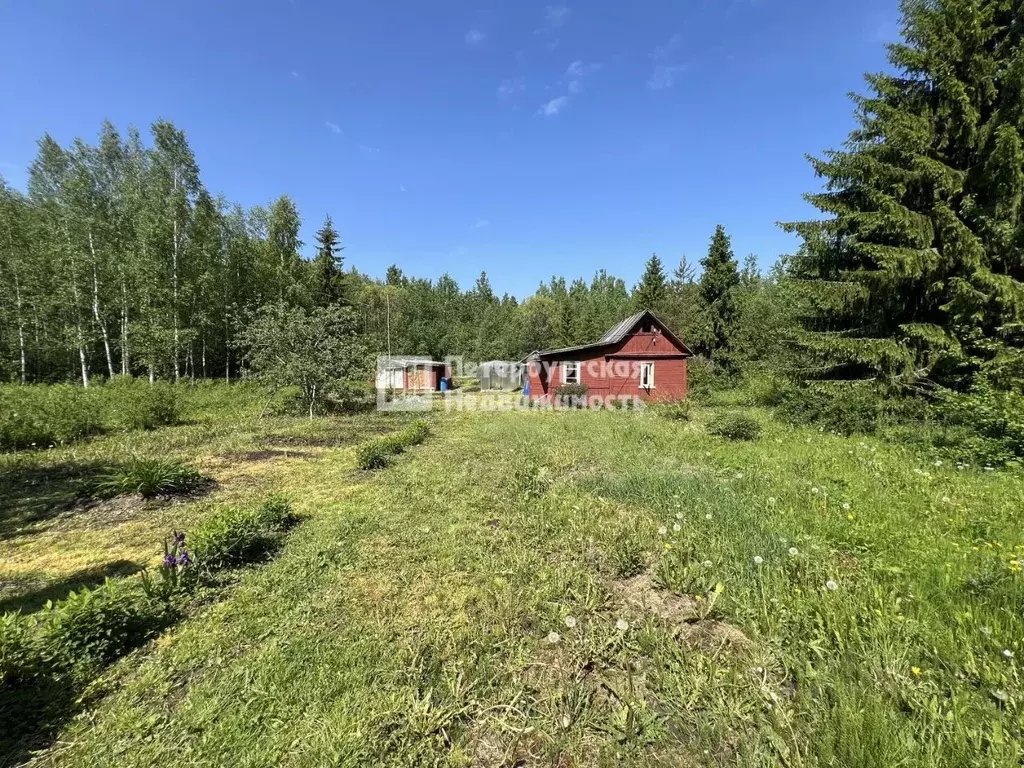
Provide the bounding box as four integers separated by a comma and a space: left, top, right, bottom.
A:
811, 487, 820, 495
825, 579, 838, 591
547, 631, 561, 644
841, 502, 850, 511
1003, 649, 1014, 659
658, 526, 667, 535
753, 556, 764, 565
702, 560, 713, 568
788, 547, 798, 556
672, 523, 681, 532
564, 616, 577, 629
615, 618, 629, 631
705, 513, 712, 520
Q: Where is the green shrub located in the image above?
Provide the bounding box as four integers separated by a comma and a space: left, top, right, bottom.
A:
0, 612, 38, 685
932, 384, 1024, 466
108, 378, 181, 430
657, 399, 693, 422
39, 579, 174, 677
685, 357, 734, 402
190, 497, 297, 571
555, 383, 589, 408
356, 420, 430, 470
329, 380, 376, 413
93, 457, 203, 499
708, 412, 762, 441
0, 384, 103, 449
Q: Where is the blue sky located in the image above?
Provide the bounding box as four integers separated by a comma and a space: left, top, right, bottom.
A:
0, 0, 901, 298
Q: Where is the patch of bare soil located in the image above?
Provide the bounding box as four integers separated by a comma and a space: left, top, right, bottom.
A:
49, 482, 216, 533
612, 573, 698, 624
611, 572, 750, 650
221, 449, 315, 463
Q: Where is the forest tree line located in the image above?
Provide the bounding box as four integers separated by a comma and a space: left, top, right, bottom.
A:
0, 123, 780, 385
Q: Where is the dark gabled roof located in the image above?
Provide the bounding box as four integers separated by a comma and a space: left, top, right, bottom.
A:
525, 310, 692, 360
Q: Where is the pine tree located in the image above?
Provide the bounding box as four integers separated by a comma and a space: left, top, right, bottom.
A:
312, 215, 347, 306
783, 0, 1024, 389
699, 225, 740, 359
634, 253, 668, 311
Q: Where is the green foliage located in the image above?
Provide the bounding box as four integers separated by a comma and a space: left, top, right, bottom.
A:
0, 384, 103, 449
656, 399, 693, 422
685, 357, 734, 402
607, 527, 649, 578
189, 497, 298, 571
698, 225, 740, 361
238, 302, 369, 418
932, 383, 1024, 467
707, 412, 762, 441
356, 420, 430, 470
93, 457, 203, 499
633, 253, 668, 312
554, 382, 589, 407
773, 382, 925, 437
783, 0, 1024, 391
108, 378, 181, 430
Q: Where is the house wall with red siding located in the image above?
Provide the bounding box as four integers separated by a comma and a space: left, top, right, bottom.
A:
527, 328, 689, 403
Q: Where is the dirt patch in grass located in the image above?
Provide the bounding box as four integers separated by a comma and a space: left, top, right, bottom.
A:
221, 449, 315, 463
47, 481, 216, 533
612, 572, 698, 624
612, 572, 750, 651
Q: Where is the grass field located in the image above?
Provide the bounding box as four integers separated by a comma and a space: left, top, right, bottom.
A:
3, 394, 1023, 766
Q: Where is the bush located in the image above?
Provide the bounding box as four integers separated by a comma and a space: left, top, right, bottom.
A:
708, 412, 762, 441
356, 420, 430, 470
93, 457, 204, 499
108, 378, 181, 430
39, 579, 175, 678
555, 383, 589, 408
685, 357, 734, 402
773, 382, 927, 437
0, 612, 37, 686
190, 497, 297, 571
657, 399, 693, 422
932, 384, 1024, 466
0, 384, 103, 449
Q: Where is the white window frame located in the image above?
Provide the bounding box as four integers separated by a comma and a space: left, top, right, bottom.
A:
563, 361, 580, 385
640, 361, 655, 389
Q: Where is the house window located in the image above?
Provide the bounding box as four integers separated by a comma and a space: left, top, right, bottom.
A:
640, 362, 655, 389
563, 361, 580, 385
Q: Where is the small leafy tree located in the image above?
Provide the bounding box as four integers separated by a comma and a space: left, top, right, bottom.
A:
238, 302, 369, 418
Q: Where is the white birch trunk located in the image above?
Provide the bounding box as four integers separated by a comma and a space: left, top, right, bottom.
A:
88, 228, 115, 378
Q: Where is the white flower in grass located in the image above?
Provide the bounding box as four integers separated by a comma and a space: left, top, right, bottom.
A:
1003, 649, 1015, 660
825, 580, 838, 591
702, 560, 713, 568
942, 496, 951, 504
734, 472, 744, 480
768, 497, 776, 505
564, 616, 577, 629
788, 547, 799, 557
841, 502, 851, 511
615, 618, 629, 631
753, 556, 764, 566
705, 513, 713, 521
547, 631, 561, 644
672, 523, 681, 532
811, 487, 820, 495
675, 512, 683, 520
658, 526, 668, 535
981, 626, 992, 636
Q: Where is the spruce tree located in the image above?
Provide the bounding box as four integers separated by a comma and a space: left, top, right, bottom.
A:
783, 0, 1024, 389
634, 253, 668, 311
699, 225, 740, 359
312, 215, 347, 306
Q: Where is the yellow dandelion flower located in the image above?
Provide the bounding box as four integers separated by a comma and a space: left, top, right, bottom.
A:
911, 666, 921, 676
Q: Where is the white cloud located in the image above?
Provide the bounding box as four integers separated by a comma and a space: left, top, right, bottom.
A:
325, 121, 342, 135
544, 5, 570, 29
498, 77, 526, 98
646, 64, 687, 91
399, 184, 408, 193
651, 33, 682, 61
472, 219, 490, 229
564, 60, 601, 94
359, 144, 380, 156
465, 28, 486, 46
537, 96, 569, 117
291, 69, 300, 80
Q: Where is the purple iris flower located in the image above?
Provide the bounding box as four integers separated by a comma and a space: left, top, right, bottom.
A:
174, 531, 186, 544
178, 549, 192, 567
163, 552, 178, 569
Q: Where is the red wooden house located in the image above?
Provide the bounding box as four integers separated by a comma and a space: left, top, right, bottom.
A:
524, 310, 692, 404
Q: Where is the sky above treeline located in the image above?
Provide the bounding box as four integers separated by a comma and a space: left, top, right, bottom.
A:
0, 0, 901, 298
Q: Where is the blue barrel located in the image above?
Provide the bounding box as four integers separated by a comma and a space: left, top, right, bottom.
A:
523, 380, 530, 397
440, 377, 449, 392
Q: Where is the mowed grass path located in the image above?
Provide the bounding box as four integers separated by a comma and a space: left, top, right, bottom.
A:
34, 406, 1024, 767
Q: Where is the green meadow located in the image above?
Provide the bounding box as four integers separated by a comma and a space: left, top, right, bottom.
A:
3, 390, 1021, 767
